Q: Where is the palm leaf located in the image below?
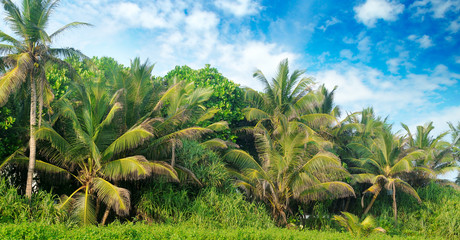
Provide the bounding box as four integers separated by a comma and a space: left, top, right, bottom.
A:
0, 52, 32, 105
103, 122, 153, 159
200, 138, 228, 149
206, 121, 229, 131
224, 149, 264, 172
50, 22, 92, 39
93, 177, 130, 216
73, 185, 96, 225
101, 156, 151, 181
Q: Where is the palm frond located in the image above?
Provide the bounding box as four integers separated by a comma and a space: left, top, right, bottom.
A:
200, 138, 228, 149
0, 52, 32, 105
50, 21, 92, 39
223, 149, 264, 172
103, 122, 153, 159
394, 179, 422, 203
243, 108, 270, 122
101, 156, 151, 181
93, 177, 130, 216
73, 185, 96, 225
149, 161, 179, 182
206, 121, 229, 131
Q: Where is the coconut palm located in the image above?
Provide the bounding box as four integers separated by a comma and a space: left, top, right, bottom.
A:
142, 76, 229, 185
333, 212, 386, 237
0, 0, 88, 198
349, 130, 425, 222
225, 114, 354, 225
244, 58, 324, 122
401, 122, 459, 185
2, 79, 178, 225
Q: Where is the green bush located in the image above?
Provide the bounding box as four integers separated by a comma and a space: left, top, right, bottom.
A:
177, 140, 231, 188
0, 178, 66, 224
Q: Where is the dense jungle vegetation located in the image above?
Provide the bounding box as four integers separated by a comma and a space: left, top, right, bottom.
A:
0, 1, 459, 239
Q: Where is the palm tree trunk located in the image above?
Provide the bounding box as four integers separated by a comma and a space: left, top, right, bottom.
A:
171, 140, 175, 168
101, 206, 111, 226
344, 197, 351, 212
363, 189, 381, 215
25, 77, 37, 199
38, 80, 43, 128
392, 184, 397, 223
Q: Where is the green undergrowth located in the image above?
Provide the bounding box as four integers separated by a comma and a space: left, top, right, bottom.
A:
364, 182, 460, 239
0, 222, 430, 240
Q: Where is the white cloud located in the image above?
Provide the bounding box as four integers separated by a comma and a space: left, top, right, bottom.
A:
456, 56, 460, 64
214, 0, 261, 17
341, 33, 372, 61
23, 0, 296, 91
408, 34, 434, 48
318, 17, 341, 31
410, 0, 460, 18
448, 17, 460, 33
386, 51, 413, 73
340, 49, 354, 60
354, 0, 405, 27
313, 62, 459, 126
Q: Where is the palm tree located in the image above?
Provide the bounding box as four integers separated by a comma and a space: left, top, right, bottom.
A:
401, 122, 459, 185
225, 114, 354, 225
349, 129, 425, 222
0, 0, 88, 198
143, 76, 229, 183
244, 58, 323, 122
2, 79, 178, 225
333, 212, 386, 237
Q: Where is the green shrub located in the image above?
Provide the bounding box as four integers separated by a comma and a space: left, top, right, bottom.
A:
0, 178, 66, 224
177, 140, 231, 188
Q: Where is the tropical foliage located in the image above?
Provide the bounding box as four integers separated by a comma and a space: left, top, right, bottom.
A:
0, 1, 459, 238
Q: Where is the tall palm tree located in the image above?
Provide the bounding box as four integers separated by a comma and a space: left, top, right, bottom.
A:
1, 79, 178, 225
0, 0, 88, 198
349, 129, 425, 222
225, 114, 354, 225
244, 58, 323, 122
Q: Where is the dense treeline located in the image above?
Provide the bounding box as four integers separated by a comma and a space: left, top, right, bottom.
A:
0, 1, 459, 239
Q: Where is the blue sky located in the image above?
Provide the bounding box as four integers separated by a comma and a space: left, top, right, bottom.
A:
2, 0, 459, 136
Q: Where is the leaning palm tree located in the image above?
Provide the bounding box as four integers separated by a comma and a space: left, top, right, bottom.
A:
0, 0, 89, 198
225, 114, 354, 225
349, 129, 425, 222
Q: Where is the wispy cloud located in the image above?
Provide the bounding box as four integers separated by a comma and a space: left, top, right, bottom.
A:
354, 0, 405, 27
408, 34, 434, 48
214, 0, 261, 17
314, 62, 459, 125
318, 17, 341, 32
37, 0, 296, 90
410, 0, 460, 18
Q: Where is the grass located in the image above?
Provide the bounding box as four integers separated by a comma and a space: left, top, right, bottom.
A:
0, 222, 435, 240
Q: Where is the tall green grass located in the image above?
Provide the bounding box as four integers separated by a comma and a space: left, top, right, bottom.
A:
136, 185, 273, 228
347, 182, 459, 239
0, 178, 66, 224
0, 221, 427, 240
